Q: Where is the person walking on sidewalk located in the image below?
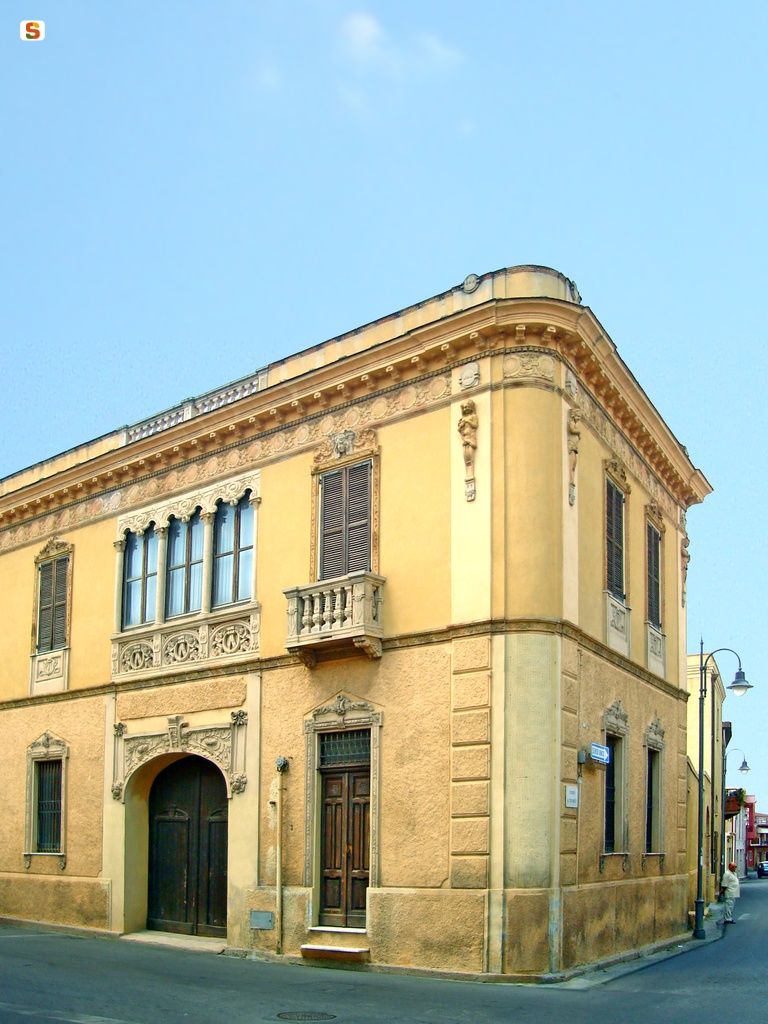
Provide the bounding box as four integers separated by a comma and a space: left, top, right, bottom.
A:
721, 862, 741, 924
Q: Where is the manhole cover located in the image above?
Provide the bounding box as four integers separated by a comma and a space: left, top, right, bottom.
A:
276, 1015, 337, 1022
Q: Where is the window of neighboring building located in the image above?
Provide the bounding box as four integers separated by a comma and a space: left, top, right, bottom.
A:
645, 746, 661, 853
604, 733, 624, 853
319, 462, 371, 579
212, 493, 254, 607
123, 526, 158, 627
646, 521, 661, 629
35, 759, 62, 853
36, 555, 69, 653
166, 511, 204, 617
606, 479, 625, 600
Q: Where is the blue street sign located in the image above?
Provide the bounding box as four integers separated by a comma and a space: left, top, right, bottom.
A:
590, 742, 610, 765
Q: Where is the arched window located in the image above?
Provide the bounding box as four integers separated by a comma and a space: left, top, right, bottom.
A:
123, 525, 158, 627
212, 493, 254, 607
166, 511, 204, 617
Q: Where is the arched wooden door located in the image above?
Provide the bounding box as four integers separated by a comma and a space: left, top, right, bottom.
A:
147, 756, 228, 937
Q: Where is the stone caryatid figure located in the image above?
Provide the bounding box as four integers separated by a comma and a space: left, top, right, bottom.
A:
567, 410, 581, 505
458, 400, 478, 501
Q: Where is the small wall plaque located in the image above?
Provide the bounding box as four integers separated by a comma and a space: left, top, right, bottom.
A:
565, 784, 579, 809
250, 910, 275, 930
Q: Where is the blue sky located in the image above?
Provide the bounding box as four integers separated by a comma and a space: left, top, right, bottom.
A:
2, 3, 767, 803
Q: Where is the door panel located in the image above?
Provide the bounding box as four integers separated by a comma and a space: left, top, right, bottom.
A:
148, 757, 227, 936
320, 766, 370, 927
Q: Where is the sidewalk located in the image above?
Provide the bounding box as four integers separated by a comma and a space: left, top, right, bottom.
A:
555, 901, 725, 989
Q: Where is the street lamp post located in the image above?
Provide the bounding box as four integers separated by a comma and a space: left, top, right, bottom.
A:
693, 641, 752, 940
720, 745, 750, 883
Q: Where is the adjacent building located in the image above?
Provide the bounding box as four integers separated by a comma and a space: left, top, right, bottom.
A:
0, 265, 711, 977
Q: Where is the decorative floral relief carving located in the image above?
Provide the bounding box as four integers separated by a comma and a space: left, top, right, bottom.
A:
120, 642, 154, 673
503, 352, 555, 381
162, 632, 200, 665
312, 694, 374, 721
114, 712, 248, 800
645, 716, 665, 750
604, 699, 629, 736
459, 362, 480, 390
313, 428, 378, 467
210, 622, 252, 656
36, 655, 63, 679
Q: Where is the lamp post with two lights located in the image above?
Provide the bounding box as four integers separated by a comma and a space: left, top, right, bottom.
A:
693, 641, 752, 939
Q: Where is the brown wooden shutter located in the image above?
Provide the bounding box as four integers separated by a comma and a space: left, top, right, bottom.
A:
646, 524, 661, 628
52, 556, 69, 649
606, 481, 624, 600
37, 561, 54, 652
320, 470, 346, 579
319, 463, 372, 579
346, 462, 371, 574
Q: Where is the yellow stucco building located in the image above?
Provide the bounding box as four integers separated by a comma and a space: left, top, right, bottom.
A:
0, 265, 710, 978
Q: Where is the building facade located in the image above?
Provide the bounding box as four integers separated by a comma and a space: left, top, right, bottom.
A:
0, 266, 710, 977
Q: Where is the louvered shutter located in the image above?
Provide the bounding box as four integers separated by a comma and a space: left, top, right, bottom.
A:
346, 462, 371, 573
52, 556, 69, 649
646, 524, 661, 628
606, 481, 624, 600
320, 470, 346, 579
37, 561, 54, 652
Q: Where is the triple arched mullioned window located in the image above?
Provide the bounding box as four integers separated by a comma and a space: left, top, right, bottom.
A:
121, 492, 255, 629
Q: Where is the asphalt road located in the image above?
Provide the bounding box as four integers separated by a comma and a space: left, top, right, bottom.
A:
1, 880, 766, 1024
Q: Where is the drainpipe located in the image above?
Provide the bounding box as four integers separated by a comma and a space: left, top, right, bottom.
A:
274, 757, 289, 954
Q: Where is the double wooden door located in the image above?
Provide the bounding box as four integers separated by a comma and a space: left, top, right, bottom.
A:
147, 756, 228, 937
320, 767, 370, 927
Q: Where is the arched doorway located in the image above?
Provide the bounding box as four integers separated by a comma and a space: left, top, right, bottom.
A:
147, 755, 228, 937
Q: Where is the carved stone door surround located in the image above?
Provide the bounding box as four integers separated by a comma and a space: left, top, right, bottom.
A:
111, 711, 249, 802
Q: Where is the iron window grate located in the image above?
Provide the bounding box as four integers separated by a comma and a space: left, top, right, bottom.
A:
319, 729, 370, 767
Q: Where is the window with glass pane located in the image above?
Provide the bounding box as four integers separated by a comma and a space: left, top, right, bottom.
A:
212, 493, 253, 607
36, 759, 62, 853
166, 511, 203, 617
37, 556, 69, 653
645, 747, 661, 853
122, 526, 158, 627
604, 734, 623, 853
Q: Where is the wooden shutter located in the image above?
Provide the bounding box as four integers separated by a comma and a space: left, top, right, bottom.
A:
320, 470, 346, 579
37, 561, 54, 652
646, 524, 661, 628
38, 557, 68, 652
52, 557, 69, 649
320, 463, 371, 579
606, 481, 624, 600
346, 462, 371, 574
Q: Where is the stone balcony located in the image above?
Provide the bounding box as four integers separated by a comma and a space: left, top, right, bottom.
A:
284, 573, 385, 667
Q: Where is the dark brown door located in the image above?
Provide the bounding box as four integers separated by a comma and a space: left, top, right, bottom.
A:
320, 767, 370, 927
147, 756, 228, 937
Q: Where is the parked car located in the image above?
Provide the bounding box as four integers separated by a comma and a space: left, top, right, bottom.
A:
757, 861, 768, 878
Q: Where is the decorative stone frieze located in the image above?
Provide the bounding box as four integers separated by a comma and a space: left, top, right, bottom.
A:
112, 609, 260, 681
116, 470, 260, 538
112, 710, 248, 800
503, 351, 555, 382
